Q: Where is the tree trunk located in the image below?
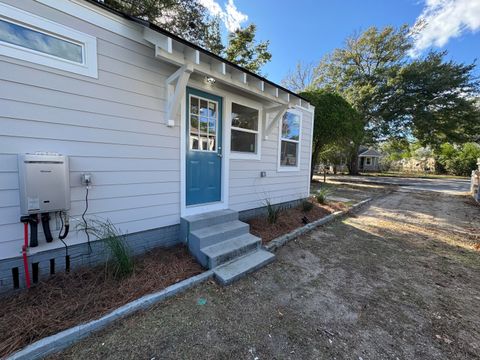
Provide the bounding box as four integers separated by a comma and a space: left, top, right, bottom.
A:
347, 146, 360, 175
310, 144, 321, 181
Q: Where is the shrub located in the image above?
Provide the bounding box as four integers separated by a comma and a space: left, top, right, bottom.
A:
315, 188, 329, 204
265, 199, 281, 224
81, 218, 134, 279
438, 142, 480, 176
301, 200, 314, 212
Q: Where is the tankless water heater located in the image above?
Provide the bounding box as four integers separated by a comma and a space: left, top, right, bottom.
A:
18, 153, 70, 215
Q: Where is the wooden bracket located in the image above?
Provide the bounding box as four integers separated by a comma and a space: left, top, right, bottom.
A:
263, 104, 288, 139
165, 64, 194, 126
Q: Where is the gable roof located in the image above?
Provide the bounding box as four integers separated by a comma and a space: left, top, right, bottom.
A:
358, 148, 382, 157
84, 0, 309, 103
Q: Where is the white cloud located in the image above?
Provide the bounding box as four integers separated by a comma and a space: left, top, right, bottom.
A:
410, 0, 480, 57
199, 0, 248, 32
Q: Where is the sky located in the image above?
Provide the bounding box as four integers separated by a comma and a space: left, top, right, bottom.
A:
199, 0, 480, 84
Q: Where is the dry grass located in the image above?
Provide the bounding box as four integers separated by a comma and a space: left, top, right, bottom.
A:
248, 199, 348, 243
0, 245, 203, 358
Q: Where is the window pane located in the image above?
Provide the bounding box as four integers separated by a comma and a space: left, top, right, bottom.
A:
190, 97, 199, 115
190, 115, 198, 130
280, 141, 298, 166
231, 130, 256, 153
208, 135, 216, 151
208, 118, 216, 135
281, 111, 300, 141
199, 115, 208, 134
231, 103, 258, 131
190, 133, 199, 150
208, 101, 216, 118
199, 99, 208, 117
0, 19, 83, 63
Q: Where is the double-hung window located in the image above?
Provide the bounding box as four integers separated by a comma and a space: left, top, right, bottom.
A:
279, 110, 302, 170
0, 3, 97, 77
230, 102, 260, 159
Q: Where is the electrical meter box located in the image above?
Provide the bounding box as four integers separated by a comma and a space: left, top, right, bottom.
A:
18, 153, 70, 215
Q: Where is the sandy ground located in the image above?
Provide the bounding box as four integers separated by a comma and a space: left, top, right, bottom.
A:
54, 186, 480, 360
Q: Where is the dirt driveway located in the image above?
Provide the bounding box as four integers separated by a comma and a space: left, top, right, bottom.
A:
55, 187, 480, 360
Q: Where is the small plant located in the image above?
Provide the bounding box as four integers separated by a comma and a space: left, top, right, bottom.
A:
301, 199, 314, 212
265, 199, 281, 224
80, 218, 134, 279
315, 188, 329, 204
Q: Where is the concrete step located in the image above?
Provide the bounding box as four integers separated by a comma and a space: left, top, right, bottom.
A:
213, 249, 275, 286
182, 209, 239, 231
190, 220, 250, 249
201, 233, 261, 268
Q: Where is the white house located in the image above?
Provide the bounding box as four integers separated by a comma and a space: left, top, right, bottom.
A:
0, 0, 314, 290
358, 148, 382, 172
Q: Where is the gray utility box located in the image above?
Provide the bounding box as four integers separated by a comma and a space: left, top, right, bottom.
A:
18, 153, 70, 215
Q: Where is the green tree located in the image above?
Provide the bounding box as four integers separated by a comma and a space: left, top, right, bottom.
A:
105, 0, 223, 52
299, 90, 364, 179
380, 138, 411, 162
104, 1, 271, 71
314, 25, 480, 173
437, 142, 480, 176
224, 24, 272, 74
381, 52, 480, 148
315, 26, 412, 173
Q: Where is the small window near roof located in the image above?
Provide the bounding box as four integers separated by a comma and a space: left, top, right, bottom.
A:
231, 103, 259, 155
279, 110, 301, 169
0, 19, 83, 63
0, 3, 97, 77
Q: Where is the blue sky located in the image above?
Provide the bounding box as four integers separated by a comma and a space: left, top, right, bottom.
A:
200, 0, 480, 84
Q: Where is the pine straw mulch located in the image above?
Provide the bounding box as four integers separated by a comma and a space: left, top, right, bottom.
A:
248, 199, 349, 243
0, 245, 203, 358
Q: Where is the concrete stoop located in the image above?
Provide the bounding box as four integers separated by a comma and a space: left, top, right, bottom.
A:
181, 209, 274, 285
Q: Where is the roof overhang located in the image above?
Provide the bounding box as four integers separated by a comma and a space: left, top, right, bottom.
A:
143, 27, 312, 109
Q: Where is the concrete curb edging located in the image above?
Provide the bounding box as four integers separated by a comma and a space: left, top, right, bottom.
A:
264, 198, 373, 252
8, 270, 214, 360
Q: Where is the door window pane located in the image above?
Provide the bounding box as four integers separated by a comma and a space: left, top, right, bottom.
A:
190, 134, 199, 150
190, 97, 199, 115
0, 19, 83, 63
208, 101, 216, 118
231, 130, 256, 153
200, 99, 208, 117
280, 141, 298, 166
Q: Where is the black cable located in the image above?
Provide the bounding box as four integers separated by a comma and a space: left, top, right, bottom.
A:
66, 187, 93, 261
58, 212, 69, 257
82, 187, 92, 255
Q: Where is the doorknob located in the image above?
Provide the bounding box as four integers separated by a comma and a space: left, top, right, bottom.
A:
217, 153, 223, 158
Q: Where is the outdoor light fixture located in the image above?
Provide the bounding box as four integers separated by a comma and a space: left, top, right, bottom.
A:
204, 76, 216, 85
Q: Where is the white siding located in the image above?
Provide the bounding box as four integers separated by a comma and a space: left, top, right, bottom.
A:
229, 108, 313, 211
0, 0, 180, 260
0, 0, 314, 261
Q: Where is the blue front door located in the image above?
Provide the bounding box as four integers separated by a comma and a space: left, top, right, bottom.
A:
186, 87, 222, 206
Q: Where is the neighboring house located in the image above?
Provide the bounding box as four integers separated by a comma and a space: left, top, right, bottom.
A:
358, 148, 382, 172
0, 0, 314, 290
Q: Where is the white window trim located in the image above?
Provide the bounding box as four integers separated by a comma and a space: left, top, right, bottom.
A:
230, 99, 262, 161
0, 2, 98, 78
278, 108, 302, 172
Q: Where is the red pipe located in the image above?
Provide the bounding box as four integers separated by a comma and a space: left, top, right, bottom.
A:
22, 222, 31, 289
